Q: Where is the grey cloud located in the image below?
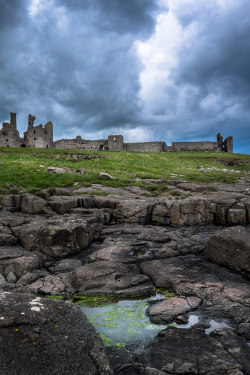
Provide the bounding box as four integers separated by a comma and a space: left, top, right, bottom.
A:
60, 0, 159, 37
0, 0, 161, 137
154, 0, 250, 152
0, 0, 249, 153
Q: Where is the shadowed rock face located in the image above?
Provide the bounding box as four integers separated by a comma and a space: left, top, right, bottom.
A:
0, 291, 112, 375
204, 226, 250, 278
1, 184, 250, 374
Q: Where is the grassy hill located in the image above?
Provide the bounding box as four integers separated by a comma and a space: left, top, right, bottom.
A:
0, 147, 250, 200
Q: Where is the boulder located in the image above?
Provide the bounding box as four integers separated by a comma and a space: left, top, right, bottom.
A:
47, 196, 78, 214
72, 261, 155, 296
0, 246, 42, 279
0, 291, 112, 374
76, 168, 86, 174
112, 198, 154, 224
99, 172, 113, 180
148, 296, 201, 324
2, 194, 46, 214
20, 194, 46, 214
12, 216, 94, 258
204, 226, 250, 277
46, 166, 75, 174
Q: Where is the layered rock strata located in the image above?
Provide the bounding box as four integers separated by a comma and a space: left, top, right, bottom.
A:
1, 184, 250, 374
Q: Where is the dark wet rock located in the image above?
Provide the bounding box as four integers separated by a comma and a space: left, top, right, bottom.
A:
204, 226, 250, 277
146, 327, 244, 374
148, 296, 202, 324
72, 261, 155, 296
0, 291, 112, 375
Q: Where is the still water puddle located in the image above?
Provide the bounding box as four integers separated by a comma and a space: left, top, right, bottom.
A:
78, 294, 167, 347
77, 295, 233, 347
205, 319, 232, 334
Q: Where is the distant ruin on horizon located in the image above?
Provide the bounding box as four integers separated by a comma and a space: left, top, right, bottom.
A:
0, 112, 233, 153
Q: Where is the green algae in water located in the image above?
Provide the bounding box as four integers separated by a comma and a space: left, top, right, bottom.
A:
79, 295, 167, 347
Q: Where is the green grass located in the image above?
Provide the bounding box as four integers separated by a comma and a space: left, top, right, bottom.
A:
0, 147, 250, 198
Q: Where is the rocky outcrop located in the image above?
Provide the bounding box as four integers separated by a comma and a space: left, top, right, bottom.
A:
204, 226, 250, 277
11, 215, 94, 258
0, 290, 112, 375
0, 246, 43, 281
3, 191, 250, 226
1, 184, 250, 374
145, 327, 249, 375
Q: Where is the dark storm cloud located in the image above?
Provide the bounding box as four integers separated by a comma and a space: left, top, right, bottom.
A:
0, 0, 162, 139
0, 0, 249, 152
60, 0, 158, 36
164, 0, 250, 152
0, 0, 27, 30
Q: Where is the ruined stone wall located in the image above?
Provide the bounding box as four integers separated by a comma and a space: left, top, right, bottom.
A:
108, 135, 124, 151
171, 142, 220, 152
25, 121, 53, 148
54, 138, 108, 150
0, 112, 22, 147
225, 136, 233, 153
125, 142, 167, 152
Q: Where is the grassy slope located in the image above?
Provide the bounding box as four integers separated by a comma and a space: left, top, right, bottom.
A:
0, 147, 250, 198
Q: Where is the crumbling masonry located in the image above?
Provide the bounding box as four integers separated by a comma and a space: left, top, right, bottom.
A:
0, 112, 233, 152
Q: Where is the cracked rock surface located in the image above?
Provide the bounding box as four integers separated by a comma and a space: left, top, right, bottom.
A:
1, 184, 250, 374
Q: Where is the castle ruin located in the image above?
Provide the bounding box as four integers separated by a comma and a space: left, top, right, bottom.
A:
0, 112, 233, 153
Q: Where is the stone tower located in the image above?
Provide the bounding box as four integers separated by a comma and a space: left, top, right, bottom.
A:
108, 135, 124, 151
0, 112, 22, 147
24, 114, 53, 148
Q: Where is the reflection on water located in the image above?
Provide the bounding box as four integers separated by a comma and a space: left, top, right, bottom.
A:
174, 314, 199, 329
79, 295, 234, 348
205, 319, 232, 334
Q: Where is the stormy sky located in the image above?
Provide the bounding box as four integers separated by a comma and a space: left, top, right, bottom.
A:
0, 0, 250, 153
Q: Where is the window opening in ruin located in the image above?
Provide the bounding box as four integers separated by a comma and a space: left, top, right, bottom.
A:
21, 144, 26, 148
34, 130, 36, 134
46, 145, 48, 148
100, 145, 104, 150
34, 137, 36, 140
6, 139, 8, 142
